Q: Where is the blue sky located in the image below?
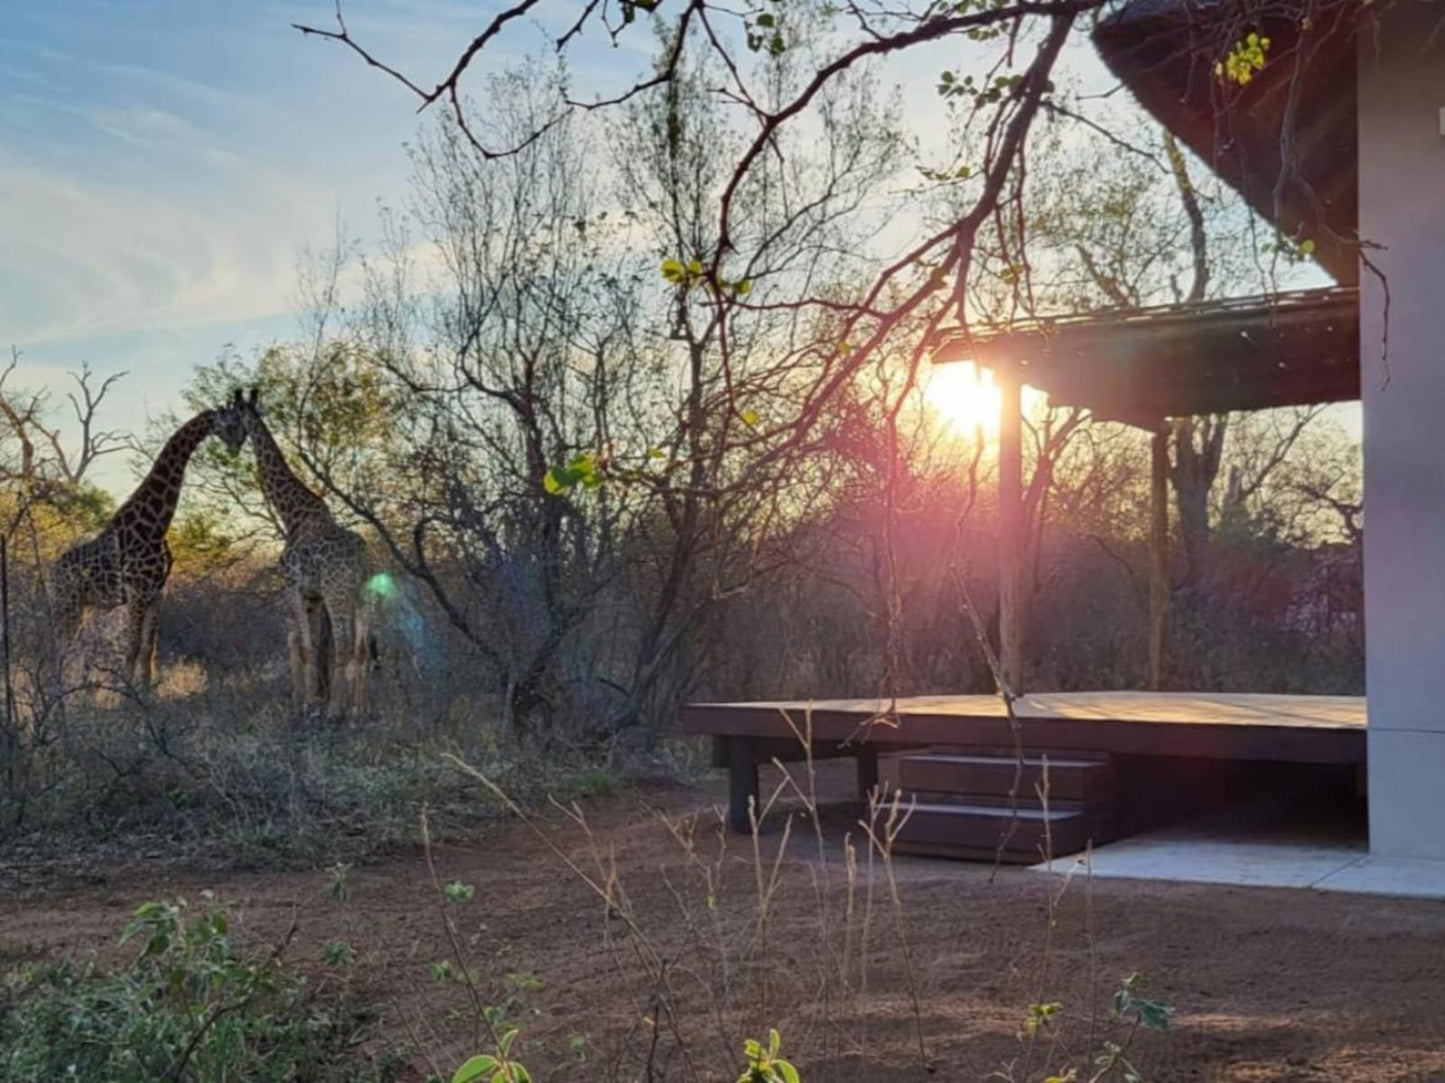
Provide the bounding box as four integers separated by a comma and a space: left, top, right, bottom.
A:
3, 0, 638, 487
2, 2, 1350, 493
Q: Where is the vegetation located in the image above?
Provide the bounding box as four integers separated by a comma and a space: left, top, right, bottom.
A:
0, 894, 396, 1082
0, 0, 1378, 1077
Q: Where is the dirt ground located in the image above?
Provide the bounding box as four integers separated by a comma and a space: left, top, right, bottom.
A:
3, 768, 1445, 1082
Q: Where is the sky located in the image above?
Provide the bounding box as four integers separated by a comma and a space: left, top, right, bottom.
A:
4, 3, 523, 460
3, 1, 664, 486
1, 2, 1349, 495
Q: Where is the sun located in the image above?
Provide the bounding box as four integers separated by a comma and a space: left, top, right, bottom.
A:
922, 362, 1002, 436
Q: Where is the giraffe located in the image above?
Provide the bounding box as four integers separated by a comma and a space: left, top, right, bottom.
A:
234, 388, 372, 718
51, 397, 249, 690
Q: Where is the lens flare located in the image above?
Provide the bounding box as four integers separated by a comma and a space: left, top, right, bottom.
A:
922, 362, 1002, 436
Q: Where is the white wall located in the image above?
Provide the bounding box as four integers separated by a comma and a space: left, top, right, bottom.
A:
1359, 3, 1445, 859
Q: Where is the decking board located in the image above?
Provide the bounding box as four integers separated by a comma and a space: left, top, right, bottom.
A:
683, 692, 1366, 765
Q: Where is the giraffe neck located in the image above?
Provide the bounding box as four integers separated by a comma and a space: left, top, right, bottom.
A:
111, 411, 216, 540
245, 413, 332, 537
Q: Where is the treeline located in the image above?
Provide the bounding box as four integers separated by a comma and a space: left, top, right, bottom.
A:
0, 64, 1360, 843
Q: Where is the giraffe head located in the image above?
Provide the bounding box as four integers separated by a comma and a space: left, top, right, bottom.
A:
235, 386, 267, 426
212, 389, 250, 454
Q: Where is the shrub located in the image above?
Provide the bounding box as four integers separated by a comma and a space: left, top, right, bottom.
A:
0, 894, 396, 1082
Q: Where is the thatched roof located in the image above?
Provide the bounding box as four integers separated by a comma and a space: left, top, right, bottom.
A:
1092, 0, 1358, 285
933, 286, 1359, 424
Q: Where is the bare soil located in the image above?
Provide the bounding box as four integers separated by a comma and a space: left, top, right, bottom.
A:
3, 768, 1445, 1082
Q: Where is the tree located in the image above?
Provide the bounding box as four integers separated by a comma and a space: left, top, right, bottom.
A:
287, 0, 1368, 709
1, 353, 122, 542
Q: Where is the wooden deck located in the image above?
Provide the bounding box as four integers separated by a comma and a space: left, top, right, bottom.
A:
683, 692, 1367, 831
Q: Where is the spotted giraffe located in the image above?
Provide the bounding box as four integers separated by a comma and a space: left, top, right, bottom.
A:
52, 397, 248, 690
235, 388, 372, 718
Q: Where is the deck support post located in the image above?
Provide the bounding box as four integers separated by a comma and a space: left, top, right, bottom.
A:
726, 736, 759, 833
855, 743, 880, 810
998, 370, 1025, 695
1148, 428, 1170, 691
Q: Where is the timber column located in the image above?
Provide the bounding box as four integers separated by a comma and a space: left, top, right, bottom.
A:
997, 369, 1025, 695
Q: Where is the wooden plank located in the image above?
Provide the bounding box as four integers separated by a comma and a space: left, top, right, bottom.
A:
682, 692, 1366, 766
894, 802, 1098, 861
898, 752, 1114, 803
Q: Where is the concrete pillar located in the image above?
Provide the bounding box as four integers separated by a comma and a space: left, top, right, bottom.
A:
1359, 7, 1445, 859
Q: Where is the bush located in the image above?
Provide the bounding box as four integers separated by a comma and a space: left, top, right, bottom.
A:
0, 894, 398, 1082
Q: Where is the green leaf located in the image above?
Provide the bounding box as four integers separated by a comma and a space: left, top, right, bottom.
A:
756, 11, 775, 27
444, 880, 476, 904
687, 258, 704, 275
452, 1055, 499, 1083
661, 258, 685, 283
778, 1063, 800, 1083
734, 278, 752, 297
739, 408, 760, 428
543, 470, 565, 495
1134, 997, 1174, 1033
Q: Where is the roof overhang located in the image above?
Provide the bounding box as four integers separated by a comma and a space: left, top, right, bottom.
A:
1093, 0, 1359, 285
932, 286, 1359, 425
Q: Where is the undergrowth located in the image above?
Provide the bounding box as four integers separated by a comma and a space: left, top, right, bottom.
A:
0, 688, 630, 884
0, 893, 403, 1082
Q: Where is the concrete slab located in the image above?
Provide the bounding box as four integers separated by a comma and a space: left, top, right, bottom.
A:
1314, 855, 1445, 899
1036, 836, 1364, 891
1037, 837, 1445, 900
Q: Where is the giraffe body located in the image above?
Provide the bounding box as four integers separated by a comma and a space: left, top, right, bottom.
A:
238, 390, 372, 718
52, 404, 247, 689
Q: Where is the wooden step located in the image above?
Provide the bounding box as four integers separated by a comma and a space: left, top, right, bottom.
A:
897, 752, 1114, 803
890, 789, 1084, 812
892, 801, 1101, 863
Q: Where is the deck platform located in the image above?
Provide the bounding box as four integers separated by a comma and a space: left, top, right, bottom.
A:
683, 692, 1366, 833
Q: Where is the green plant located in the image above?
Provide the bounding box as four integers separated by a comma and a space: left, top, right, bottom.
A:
738, 1028, 801, 1083
451, 1031, 533, 1082
1014, 973, 1173, 1083
445, 879, 477, 903
0, 894, 387, 1082
322, 939, 358, 968
1216, 31, 1270, 85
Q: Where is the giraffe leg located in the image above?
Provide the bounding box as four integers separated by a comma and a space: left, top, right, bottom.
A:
286, 591, 317, 710
139, 602, 161, 691
305, 598, 329, 705
122, 600, 150, 692
350, 609, 371, 717
324, 600, 355, 720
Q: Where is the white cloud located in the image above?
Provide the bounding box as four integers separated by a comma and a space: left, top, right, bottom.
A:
0, 155, 318, 344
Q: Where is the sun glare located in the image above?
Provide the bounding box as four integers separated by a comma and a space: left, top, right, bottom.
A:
923, 362, 1002, 436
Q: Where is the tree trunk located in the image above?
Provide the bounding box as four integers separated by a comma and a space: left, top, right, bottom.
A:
1170, 415, 1227, 593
